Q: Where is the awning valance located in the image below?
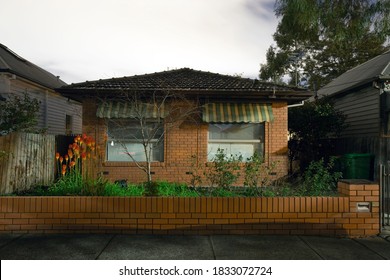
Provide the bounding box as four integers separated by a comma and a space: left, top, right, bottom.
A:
202, 103, 274, 123
97, 102, 166, 119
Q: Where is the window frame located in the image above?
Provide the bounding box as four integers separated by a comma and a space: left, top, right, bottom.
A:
105, 119, 165, 163
207, 123, 265, 161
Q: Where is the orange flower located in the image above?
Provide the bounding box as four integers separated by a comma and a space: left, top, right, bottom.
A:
62, 164, 67, 170
73, 145, 80, 156
68, 149, 73, 159
61, 170, 66, 176
70, 161, 76, 168
81, 152, 87, 160
55, 152, 60, 160
64, 154, 69, 162
59, 156, 64, 164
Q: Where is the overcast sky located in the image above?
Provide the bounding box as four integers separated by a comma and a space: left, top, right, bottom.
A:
0, 0, 278, 84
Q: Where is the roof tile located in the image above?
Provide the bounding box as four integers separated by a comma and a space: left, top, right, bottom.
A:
61, 68, 306, 92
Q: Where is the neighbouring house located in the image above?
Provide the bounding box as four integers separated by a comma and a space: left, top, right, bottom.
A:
57, 68, 311, 185
0, 43, 82, 135
317, 50, 390, 179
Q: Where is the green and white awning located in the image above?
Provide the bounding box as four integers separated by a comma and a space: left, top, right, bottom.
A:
202, 103, 274, 123
97, 101, 166, 119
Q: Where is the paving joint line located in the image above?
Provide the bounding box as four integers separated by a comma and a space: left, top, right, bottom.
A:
352, 238, 388, 260
208, 236, 217, 260
0, 233, 25, 251
297, 236, 325, 260
95, 234, 116, 260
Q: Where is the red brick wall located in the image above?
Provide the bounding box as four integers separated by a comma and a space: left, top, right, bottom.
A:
82, 99, 288, 185
0, 181, 380, 237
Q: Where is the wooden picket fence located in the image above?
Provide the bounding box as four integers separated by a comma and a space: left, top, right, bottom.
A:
0, 133, 55, 194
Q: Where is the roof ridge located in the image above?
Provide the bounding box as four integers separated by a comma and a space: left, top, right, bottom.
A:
0, 43, 67, 88
341, 50, 390, 75
0, 43, 28, 63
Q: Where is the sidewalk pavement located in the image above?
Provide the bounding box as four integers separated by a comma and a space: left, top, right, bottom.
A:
1, 233, 390, 260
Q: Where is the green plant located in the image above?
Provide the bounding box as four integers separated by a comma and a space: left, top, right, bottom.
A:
0, 92, 40, 135
299, 158, 342, 196
244, 152, 277, 190
288, 99, 347, 172
156, 181, 199, 197
204, 148, 242, 189
103, 183, 145, 196
82, 176, 107, 196
48, 172, 83, 195
143, 181, 159, 196
0, 150, 8, 159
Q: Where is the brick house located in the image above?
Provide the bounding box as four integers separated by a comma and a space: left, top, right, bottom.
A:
58, 68, 311, 185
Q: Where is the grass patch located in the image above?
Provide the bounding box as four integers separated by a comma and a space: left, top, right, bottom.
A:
10, 180, 339, 197
10, 157, 341, 198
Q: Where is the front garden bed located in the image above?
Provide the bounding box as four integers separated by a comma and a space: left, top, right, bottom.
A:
0, 180, 380, 237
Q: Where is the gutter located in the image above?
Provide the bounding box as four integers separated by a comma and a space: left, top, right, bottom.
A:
287, 100, 305, 108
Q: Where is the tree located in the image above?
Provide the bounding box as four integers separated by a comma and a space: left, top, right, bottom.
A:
103, 90, 199, 193
288, 98, 347, 173
0, 93, 40, 135
260, 0, 390, 88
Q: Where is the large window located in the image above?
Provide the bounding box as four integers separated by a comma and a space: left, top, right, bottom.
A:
106, 120, 164, 162
208, 123, 265, 161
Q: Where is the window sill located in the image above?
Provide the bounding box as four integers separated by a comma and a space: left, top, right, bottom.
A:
103, 161, 165, 167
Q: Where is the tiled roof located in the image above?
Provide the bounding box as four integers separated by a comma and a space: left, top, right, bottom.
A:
60, 68, 307, 93
319, 50, 390, 97
0, 43, 67, 89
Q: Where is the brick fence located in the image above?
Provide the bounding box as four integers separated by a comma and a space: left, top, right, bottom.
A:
0, 180, 380, 237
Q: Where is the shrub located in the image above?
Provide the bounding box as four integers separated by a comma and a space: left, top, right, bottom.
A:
299, 158, 342, 196
244, 152, 277, 189
204, 148, 242, 189
0, 92, 40, 135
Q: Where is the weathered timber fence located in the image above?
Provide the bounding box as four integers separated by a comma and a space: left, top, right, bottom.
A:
0, 180, 380, 237
0, 133, 55, 194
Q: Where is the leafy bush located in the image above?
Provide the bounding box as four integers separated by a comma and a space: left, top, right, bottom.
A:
0, 92, 40, 135
204, 148, 242, 189
244, 152, 277, 189
298, 158, 342, 196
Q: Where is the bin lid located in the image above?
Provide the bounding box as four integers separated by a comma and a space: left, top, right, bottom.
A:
343, 153, 374, 158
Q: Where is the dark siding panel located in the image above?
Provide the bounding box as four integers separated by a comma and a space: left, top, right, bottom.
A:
333, 87, 379, 137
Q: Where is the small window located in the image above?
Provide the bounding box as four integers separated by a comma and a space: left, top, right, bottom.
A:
65, 115, 72, 135
208, 123, 265, 161
106, 119, 164, 162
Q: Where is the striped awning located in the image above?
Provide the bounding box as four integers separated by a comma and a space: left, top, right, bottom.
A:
202, 103, 274, 123
97, 101, 166, 119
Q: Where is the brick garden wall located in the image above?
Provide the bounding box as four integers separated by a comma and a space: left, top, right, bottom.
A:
81, 99, 289, 185
0, 180, 380, 237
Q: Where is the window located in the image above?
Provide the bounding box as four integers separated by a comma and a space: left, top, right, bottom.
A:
106, 119, 164, 162
65, 115, 72, 135
208, 123, 265, 161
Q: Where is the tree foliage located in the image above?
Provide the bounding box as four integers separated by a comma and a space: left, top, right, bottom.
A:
0, 93, 40, 135
260, 0, 390, 88
288, 99, 347, 172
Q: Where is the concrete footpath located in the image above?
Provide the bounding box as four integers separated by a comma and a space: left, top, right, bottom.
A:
1, 233, 390, 260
